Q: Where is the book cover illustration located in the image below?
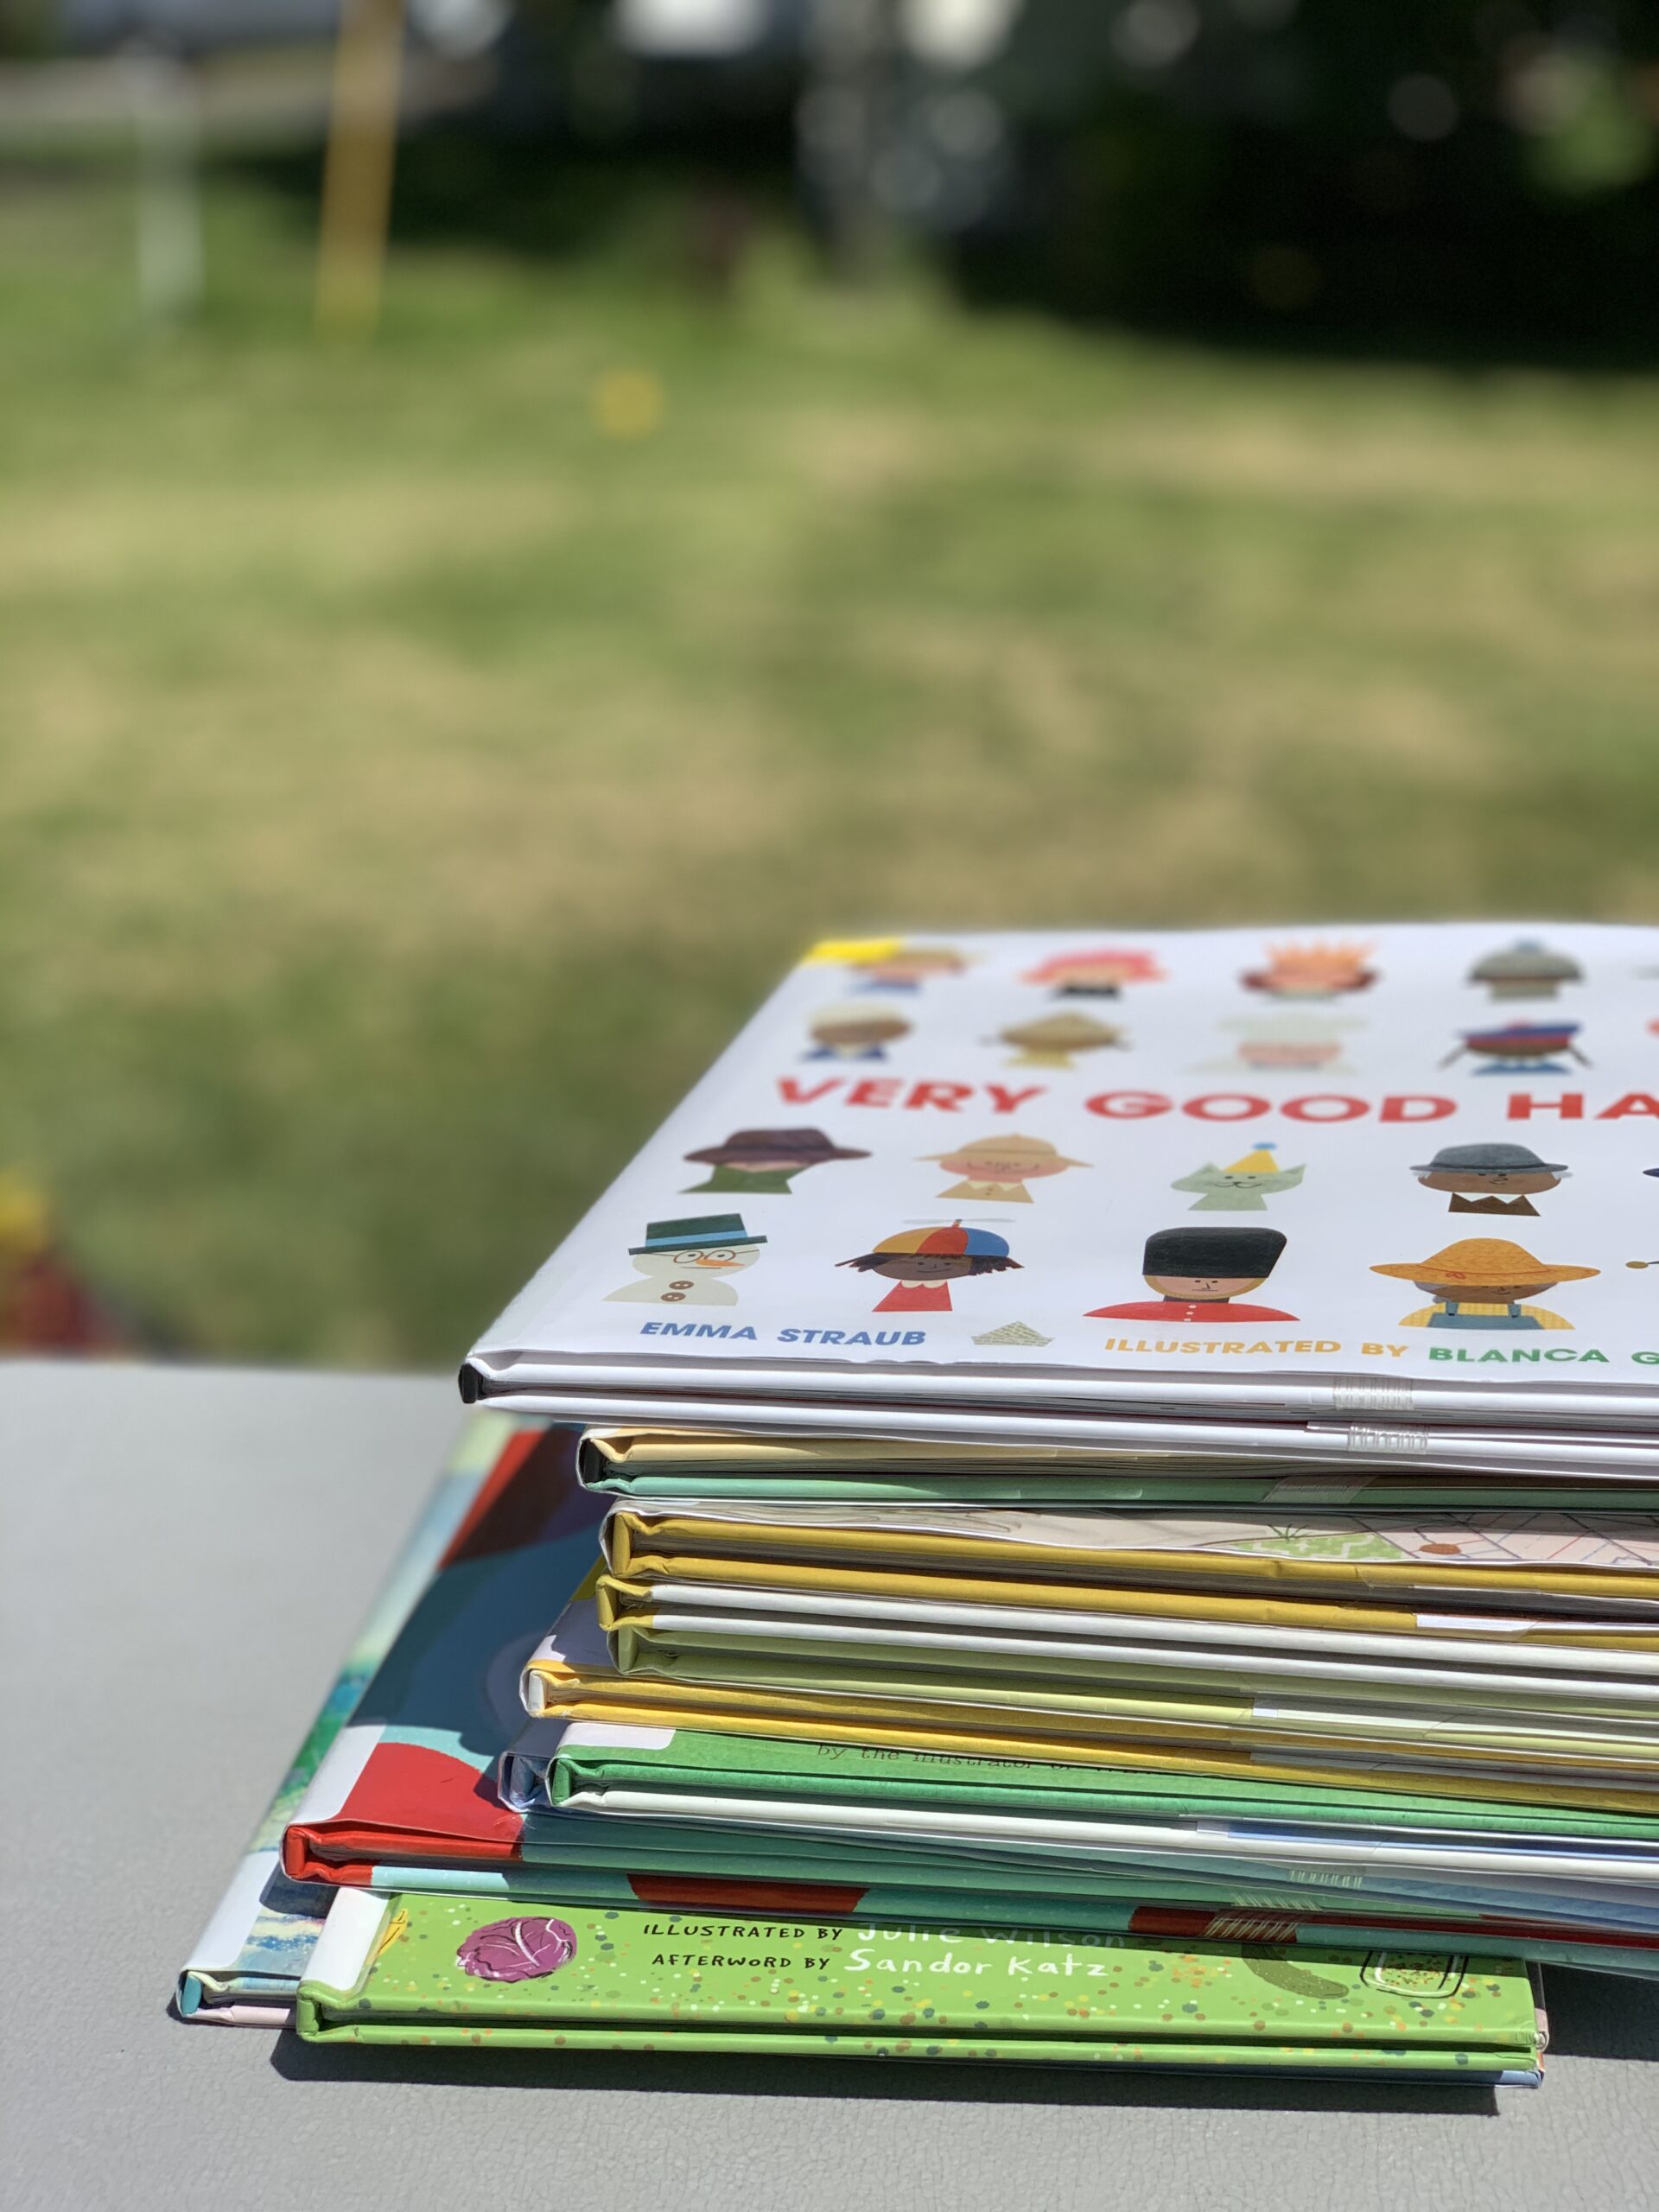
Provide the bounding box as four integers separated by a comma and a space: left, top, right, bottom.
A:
464, 924, 1659, 1410
280, 1425, 605, 1886
297, 1889, 1544, 2080
175, 1412, 538, 2024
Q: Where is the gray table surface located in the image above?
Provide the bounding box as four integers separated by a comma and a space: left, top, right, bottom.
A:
4, 1361, 1659, 2212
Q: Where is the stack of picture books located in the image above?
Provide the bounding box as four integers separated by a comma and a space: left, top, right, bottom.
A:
184, 924, 1659, 2082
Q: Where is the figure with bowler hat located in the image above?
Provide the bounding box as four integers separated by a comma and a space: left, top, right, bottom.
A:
1413, 1142, 1568, 1217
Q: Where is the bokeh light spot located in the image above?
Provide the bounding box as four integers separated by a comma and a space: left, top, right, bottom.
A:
590, 367, 666, 441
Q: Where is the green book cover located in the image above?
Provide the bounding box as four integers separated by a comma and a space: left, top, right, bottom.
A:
575, 1421, 1659, 1511
296, 1890, 1544, 2081
546, 1724, 1659, 1845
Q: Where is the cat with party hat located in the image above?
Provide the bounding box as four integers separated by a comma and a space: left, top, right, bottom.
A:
1171, 1145, 1306, 1213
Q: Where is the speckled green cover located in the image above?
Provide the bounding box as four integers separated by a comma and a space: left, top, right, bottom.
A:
296, 1891, 1544, 2079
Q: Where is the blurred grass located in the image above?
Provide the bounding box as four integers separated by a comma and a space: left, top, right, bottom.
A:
1, 155, 1658, 1363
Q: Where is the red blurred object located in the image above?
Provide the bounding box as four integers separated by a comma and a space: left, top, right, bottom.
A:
0, 1249, 130, 1352
0, 1174, 141, 1354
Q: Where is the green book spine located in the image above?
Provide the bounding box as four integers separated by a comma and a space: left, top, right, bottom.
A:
296, 1891, 1543, 2080
548, 1723, 1659, 1842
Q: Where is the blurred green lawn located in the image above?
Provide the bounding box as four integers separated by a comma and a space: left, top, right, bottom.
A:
2, 159, 1658, 1364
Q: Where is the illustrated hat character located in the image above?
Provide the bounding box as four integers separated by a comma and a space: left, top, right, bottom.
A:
847, 944, 969, 976
811, 1003, 912, 1036
804, 937, 967, 976
873, 1223, 1012, 1261
1001, 1013, 1124, 1048
1411, 1142, 1569, 1177
1370, 1237, 1597, 1289
629, 1214, 767, 1255
1243, 941, 1376, 996
683, 1128, 870, 1166
1459, 1023, 1580, 1053
1210, 1014, 1358, 1069
1468, 940, 1583, 998
1143, 1226, 1287, 1277
921, 1135, 1088, 1169
1171, 1143, 1306, 1212
1022, 948, 1163, 994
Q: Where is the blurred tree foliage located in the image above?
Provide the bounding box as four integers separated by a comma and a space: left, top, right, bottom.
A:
955, 0, 1659, 352
0, 0, 55, 54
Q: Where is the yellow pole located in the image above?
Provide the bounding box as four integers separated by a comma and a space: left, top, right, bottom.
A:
315, 0, 406, 339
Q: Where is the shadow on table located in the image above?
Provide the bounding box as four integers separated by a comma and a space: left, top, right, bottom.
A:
1540, 1972, 1659, 2063
270, 2035, 1503, 2115
270, 1969, 1659, 2110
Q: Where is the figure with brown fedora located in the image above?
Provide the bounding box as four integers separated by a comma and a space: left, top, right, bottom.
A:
683, 1127, 870, 1196
921, 1132, 1089, 1203
1412, 1142, 1569, 1217
1371, 1237, 1598, 1331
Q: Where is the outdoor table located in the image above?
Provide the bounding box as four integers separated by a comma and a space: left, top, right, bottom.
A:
6, 1357, 1658, 2212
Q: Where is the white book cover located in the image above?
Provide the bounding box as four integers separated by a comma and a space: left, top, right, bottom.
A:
556, 1783, 1659, 1893
465, 925, 1659, 1435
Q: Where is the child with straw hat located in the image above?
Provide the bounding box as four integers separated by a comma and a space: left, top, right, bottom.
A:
922, 1133, 1089, 1202
1371, 1237, 1599, 1331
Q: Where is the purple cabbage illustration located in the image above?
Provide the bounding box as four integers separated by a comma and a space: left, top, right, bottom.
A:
456, 1916, 578, 1983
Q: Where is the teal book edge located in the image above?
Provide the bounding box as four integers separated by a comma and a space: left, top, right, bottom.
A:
175, 1412, 540, 2024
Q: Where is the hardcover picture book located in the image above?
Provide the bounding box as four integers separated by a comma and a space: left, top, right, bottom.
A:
179, 923, 1659, 2099
521, 1587, 1659, 1812
296, 1887, 1548, 2082
463, 926, 1659, 1464
577, 1428, 1659, 1510
280, 1425, 604, 1886
175, 1412, 539, 2025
